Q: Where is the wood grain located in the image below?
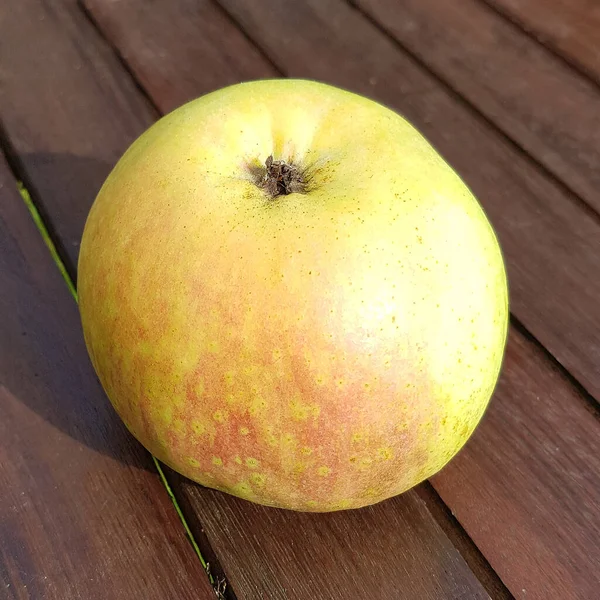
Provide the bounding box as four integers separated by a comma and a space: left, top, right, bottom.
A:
355, 0, 600, 215
485, 0, 600, 84
1, 0, 495, 598
0, 155, 214, 599
0, 0, 157, 275
81, 0, 600, 597
80, 0, 276, 113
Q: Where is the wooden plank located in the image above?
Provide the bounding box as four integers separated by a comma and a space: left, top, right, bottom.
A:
80, 0, 276, 113
355, 0, 600, 215
79, 0, 600, 597
484, 0, 600, 84
0, 1, 493, 599
433, 328, 600, 599
167, 479, 492, 600
0, 157, 214, 598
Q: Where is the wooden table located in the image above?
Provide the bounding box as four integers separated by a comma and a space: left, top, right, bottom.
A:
1, 1, 599, 598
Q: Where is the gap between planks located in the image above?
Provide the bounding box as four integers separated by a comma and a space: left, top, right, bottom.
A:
481, 0, 600, 89
417, 483, 514, 600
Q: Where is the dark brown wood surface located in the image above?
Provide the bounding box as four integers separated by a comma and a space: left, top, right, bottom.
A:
80, 0, 600, 598
80, 0, 277, 113
485, 0, 600, 83
0, 156, 214, 598
355, 0, 600, 215
0, 0, 500, 599
4, 0, 600, 598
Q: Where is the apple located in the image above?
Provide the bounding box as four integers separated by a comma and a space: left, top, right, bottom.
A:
78, 79, 508, 512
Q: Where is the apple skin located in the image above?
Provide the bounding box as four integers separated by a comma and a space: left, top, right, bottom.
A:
78, 79, 508, 512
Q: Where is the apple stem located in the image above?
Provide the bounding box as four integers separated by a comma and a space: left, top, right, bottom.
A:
261, 155, 305, 198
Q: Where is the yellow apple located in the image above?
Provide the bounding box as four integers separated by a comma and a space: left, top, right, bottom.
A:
78, 79, 508, 512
